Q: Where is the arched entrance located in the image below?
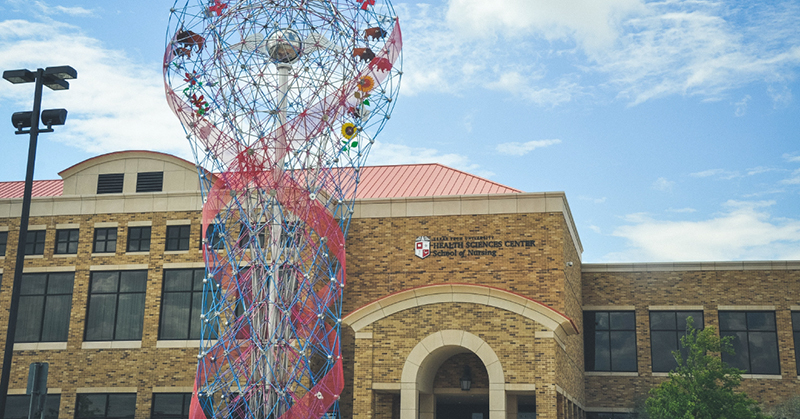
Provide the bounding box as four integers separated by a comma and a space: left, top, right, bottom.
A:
399, 330, 506, 419
433, 352, 489, 419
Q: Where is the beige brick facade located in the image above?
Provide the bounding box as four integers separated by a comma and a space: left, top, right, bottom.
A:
0, 151, 797, 419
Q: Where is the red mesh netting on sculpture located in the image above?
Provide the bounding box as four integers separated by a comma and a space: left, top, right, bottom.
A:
163, 1, 402, 418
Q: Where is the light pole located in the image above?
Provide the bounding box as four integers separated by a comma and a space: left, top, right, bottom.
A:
0, 65, 77, 416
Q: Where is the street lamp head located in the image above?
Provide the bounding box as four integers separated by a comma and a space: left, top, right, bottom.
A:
267, 29, 303, 64
11, 112, 33, 129
2, 69, 36, 84
41, 109, 68, 127
42, 78, 70, 91
43, 66, 77, 80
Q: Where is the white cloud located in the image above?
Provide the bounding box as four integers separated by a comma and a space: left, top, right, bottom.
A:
781, 168, 800, 185
578, 196, 607, 204
689, 168, 741, 179
666, 207, 696, 213
734, 95, 750, 117
608, 200, 800, 261
597, 2, 800, 104
445, 0, 645, 51
0, 19, 190, 158
496, 139, 561, 156
784, 153, 800, 163
367, 141, 494, 178
34, 1, 95, 17
652, 177, 674, 192
400, 1, 800, 106
588, 225, 602, 234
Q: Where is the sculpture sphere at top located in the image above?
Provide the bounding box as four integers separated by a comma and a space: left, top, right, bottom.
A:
163, 1, 402, 419
164, 0, 403, 176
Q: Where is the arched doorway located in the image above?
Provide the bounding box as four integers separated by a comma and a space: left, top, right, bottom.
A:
433, 352, 489, 419
399, 330, 506, 419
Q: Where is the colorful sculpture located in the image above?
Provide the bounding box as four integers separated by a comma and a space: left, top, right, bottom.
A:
163, 1, 402, 418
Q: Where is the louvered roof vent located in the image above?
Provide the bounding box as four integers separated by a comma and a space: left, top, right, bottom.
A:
97, 173, 124, 194
136, 171, 163, 193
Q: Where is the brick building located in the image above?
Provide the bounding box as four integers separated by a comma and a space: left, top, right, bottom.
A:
0, 150, 797, 419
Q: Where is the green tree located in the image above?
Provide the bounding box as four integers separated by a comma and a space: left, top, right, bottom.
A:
645, 317, 769, 419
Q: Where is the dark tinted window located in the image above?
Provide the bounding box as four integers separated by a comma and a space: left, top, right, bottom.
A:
126, 226, 151, 252
85, 271, 147, 341
204, 223, 224, 250
165, 225, 191, 251
0, 231, 7, 256
25, 230, 46, 255
136, 171, 164, 193
4, 394, 60, 419
159, 269, 206, 340
54, 229, 80, 254
151, 393, 191, 419
793, 312, 800, 375
719, 311, 780, 375
93, 228, 117, 253
96, 173, 124, 194
16, 272, 74, 342
584, 311, 637, 372
75, 393, 136, 419
649, 311, 703, 372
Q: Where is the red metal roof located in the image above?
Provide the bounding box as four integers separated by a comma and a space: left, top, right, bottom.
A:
0, 180, 63, 199
0, 163, 519, 200
355, 164, 520, 198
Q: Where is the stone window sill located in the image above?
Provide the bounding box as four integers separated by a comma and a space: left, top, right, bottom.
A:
82, 341, 142, 349
14, 342, 67, 351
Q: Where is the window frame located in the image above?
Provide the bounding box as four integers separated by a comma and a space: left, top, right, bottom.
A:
792, 311, 800, 376
151, 393, 191, 419
84, 270, 147, 342
25, 229, 47, 255
136, 171, 164, 193
584, 310, 638, 372
0, 231, 8, 256
158, 268, 206, 341
4, 394, 61, 419
126, 226, 151, 253
75, 393, 136, 419
15, 272, 74, 343
649, 310, 704, 373
203, 223, 225, 250
54, 228, 80, 255
93, 227, 118, 254
96, 173, 124, 194
718, 310, 781, 375
165, 225, 191, 251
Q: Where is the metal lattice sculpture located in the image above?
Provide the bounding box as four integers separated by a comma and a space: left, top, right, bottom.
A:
163, 1, 402, 418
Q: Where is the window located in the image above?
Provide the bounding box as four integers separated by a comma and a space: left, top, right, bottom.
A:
204, 223, 224, 250
649, 311, 703, 372
165, 225, 191, 251
151, 393, 191, 419
0, 231, 7, 256
93, 227, 117, 253
719, 311, 780, 375
16, 272, 74, 342
4, 394, 60, 419
126, 226, 151, 252
584, 311, 637, 372
54, 229, 80, 254
136, 171, 164, 193
159, 269, 205, 340
96, 173, 124, 194
75, 393, 136, 419
25, 230, 46, 255
587, 413, 634, 419
794, 312, 800, 375
85, 270, 147, 341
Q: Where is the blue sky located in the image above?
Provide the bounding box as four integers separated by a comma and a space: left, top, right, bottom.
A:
0, 0, 799, 263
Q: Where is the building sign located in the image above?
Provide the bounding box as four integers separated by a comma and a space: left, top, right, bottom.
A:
415, 235, 536, 258
415, 236, 430, 259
